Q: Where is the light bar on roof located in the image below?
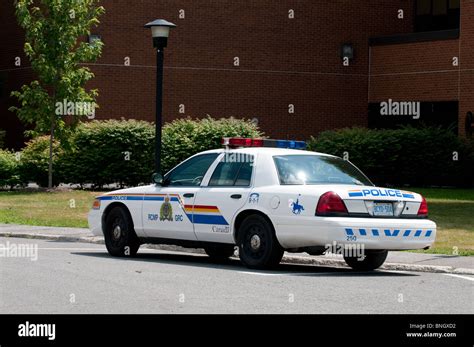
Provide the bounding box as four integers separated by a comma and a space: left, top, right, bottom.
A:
222, 137, 306, 149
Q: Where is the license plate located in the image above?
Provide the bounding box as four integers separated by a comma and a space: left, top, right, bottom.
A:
373, 202, 393, 216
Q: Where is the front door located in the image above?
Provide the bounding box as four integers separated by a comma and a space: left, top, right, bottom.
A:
142, 153, 219, 240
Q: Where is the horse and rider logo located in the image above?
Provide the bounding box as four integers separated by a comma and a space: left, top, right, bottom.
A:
289, 194, 305, 215
160, 195, 174, 221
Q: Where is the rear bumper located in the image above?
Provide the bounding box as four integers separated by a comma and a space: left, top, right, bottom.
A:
273, 216, 436, 250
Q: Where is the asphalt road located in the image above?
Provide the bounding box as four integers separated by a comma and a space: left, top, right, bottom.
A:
1, 237, 473, 314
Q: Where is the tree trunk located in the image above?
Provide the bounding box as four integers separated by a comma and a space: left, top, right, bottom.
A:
48, 116, 55, 189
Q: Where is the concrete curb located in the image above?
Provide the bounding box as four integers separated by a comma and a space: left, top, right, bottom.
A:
0, 232, 105, 245
1, 232, 473, 275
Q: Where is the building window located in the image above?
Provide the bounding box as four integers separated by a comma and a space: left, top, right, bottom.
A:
368, 101, 458, 134
415, 0, 460, 32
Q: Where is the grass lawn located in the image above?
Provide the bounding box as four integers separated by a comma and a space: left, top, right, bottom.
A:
0, 187, 472, 255
402, 187, 474, 256
0, 190, 102, 228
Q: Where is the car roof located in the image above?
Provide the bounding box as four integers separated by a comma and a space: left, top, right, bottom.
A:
198, 147, 337, 157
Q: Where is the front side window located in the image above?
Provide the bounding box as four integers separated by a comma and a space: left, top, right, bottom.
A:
164, 153, 219, 186
208, 156, 254, 187
273, 155, 373, 186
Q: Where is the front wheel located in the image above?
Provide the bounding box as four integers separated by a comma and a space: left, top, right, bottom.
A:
344, 250, 388, 271
104, 206, 140, 257
237, 215, 284, 269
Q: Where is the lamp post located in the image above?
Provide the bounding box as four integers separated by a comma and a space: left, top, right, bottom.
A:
144, 19, 176, 175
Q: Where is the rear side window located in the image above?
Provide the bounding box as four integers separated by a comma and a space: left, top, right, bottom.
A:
273, 155, 373, 186
208, 156, 254, 187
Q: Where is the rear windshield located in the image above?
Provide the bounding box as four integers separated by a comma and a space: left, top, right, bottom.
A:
273, 155, 373, 186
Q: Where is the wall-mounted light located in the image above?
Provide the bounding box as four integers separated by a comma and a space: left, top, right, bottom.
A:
341, 43, 354, 60
88, 34, 102, 44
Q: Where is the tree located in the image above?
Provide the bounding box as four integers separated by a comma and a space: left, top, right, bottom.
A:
10, 0, 105, 188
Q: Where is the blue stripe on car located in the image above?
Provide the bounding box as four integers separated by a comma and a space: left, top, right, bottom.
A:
192, 214, 229, 225
345, 228, 433, 238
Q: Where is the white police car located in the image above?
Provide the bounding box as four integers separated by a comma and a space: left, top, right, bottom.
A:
88, 137, 436, 270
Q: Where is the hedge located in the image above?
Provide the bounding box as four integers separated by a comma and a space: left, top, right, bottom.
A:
161, 117, 262, 172
308, 127, 474, 187
0, 150, 22, 189
58, 120, 155, 188
17, 136, 62, 188
14, 117, 263, 188
12, 121, 472, 188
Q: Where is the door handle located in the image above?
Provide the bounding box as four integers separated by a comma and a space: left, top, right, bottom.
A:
183, 193, 194, 198
230, 194, 242, 199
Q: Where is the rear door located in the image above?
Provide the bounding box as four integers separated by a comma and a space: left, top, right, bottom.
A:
192, 153, 255, 243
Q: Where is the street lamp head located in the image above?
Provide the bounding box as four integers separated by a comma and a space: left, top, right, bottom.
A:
144, 19, 177, 49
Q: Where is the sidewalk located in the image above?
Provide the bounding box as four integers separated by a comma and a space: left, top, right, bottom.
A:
0, 224, 472, 275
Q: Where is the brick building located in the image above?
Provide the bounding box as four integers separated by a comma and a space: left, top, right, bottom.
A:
0, 0, 471, 149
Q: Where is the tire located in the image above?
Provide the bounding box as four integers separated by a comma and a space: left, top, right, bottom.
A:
204, 245, 235, 261
237, 214, 284, 269
104, 206, 140, 257
344, 250, 388, 271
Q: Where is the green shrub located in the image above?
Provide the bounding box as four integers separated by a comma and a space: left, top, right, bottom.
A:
17, 117, 263, 188
17, 136, 62, 187
308, 127, 474, 187
58, 120, 155, 188
0, 150, 22, 189
161, 117, 263, 172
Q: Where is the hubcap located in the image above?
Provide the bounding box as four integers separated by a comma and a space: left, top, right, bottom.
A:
113, 225, 122, 240
250, 234, 261, 250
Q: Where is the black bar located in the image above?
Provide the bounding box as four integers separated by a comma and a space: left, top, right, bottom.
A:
0, 314, 471, 346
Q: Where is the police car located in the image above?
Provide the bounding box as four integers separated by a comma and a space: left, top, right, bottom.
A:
88, 137, 436, 270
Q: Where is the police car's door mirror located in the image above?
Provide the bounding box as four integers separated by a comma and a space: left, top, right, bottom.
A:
152, 173, 163, 185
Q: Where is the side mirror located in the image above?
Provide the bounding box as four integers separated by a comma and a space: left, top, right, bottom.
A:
152, 172, 163, 185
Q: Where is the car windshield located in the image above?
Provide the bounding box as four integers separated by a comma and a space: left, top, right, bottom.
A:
273, 155, 373, 186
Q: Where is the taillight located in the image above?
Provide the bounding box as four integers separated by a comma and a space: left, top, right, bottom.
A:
417, 196, 428, 216
316, 192, 348, 216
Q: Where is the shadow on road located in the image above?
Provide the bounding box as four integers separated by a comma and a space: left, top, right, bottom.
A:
72, 250, 418, 278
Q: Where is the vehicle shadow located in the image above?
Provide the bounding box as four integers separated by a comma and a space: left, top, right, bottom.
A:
72, 249, 418, 277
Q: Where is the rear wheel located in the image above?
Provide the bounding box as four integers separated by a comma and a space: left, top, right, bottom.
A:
104, 206, 140, 257
237, 215, 284, 269
204, 245, 235, 261
344, 250, 388, 271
